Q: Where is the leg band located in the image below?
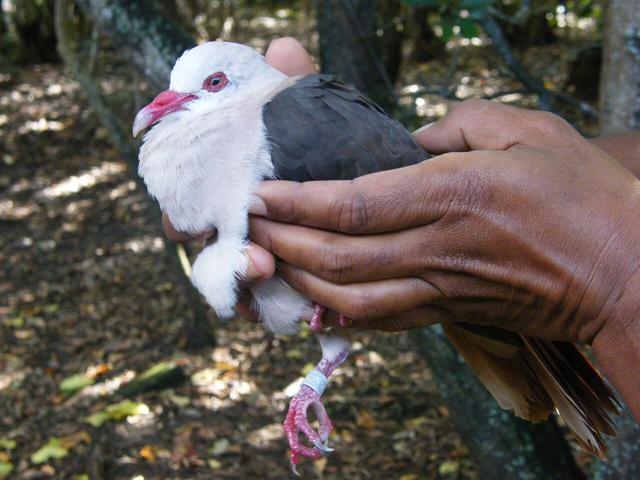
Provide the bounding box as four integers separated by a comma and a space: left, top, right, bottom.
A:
301, 370, 329, 396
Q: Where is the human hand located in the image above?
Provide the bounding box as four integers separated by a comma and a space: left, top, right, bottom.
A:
161, 37, 315, 317
249, 99, 640, 345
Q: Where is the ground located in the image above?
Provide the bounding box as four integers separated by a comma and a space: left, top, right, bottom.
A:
0, 63, 478, 480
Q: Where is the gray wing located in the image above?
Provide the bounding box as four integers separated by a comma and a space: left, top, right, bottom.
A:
263, 75, 430, 182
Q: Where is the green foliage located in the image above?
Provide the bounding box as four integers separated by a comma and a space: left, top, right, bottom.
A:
85, 400, 149, 428
59, 374, 94, 396
0, 439, 16, 451
0, 462, 13, 479
30, 438, 69, 464
403, 0, 493, 42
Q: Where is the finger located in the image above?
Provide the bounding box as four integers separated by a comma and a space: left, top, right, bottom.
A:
162, 212, 192, 242
250, 216, 433, 284
265, 37, 317, 76
243, 243, 276, 282
278, 263, 441, 321
251, 159, 455, 234
162, 212, 216, 244
413, 99, 567, 153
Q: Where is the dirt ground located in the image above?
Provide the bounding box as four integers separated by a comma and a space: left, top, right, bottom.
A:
0, 61, 482, 480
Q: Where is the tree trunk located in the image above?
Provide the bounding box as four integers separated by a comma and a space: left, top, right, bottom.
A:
411, 327, 586, 480
408, 6, 445, 62
55, 0, 215, 348
73, 0, 193, 89
10, 0, 59, 62
599, 0, 640, 133
315, 0, 397, 111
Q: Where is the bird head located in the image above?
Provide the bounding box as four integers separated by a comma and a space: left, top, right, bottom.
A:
132, 41, 285, 138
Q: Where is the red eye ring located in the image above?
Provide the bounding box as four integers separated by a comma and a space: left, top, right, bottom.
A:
203, 72, 229, 92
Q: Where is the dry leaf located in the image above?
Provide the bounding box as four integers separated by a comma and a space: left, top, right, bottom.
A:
59, 431, 91, 449
356, 410, 376, 430
140, 444, 158, 462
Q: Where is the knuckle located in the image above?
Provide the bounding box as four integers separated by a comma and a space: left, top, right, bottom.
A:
526, 111, 570, 138
344, 293, 372, 319
318, 243, 354, 283
444, 162, 493, 214
455, 98, 492, 116
329, 186, 372, 233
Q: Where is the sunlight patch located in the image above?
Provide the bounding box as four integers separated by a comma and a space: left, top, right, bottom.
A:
124, 236, 165, 254
39, 162, 125, 199
19, 117, 65, 134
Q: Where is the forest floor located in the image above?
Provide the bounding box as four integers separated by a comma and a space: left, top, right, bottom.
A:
0, 28, 599, 480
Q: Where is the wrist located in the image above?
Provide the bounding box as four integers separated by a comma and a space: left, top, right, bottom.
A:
591, 231, 640, 420
590, 134, 640, 179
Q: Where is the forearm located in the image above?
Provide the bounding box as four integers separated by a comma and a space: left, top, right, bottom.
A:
591, 133, 640, 179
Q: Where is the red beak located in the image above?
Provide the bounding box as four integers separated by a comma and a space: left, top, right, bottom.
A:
132, 90, 197, 137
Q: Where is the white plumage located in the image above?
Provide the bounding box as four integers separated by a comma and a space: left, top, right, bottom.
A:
137, 41, 315, 334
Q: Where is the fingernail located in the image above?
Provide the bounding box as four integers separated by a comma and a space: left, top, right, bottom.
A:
412, 122, 435, 135
244, 247, 263, 280
249, 196, 267, 216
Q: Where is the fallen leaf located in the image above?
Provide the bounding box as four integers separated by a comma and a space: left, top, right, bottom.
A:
140, 444, 157, 462
85, 411, 109, 428
85, 400, 149, 427
208, 459, 222, 470
87, 363, 110, 378
0, 439, 16, 451
59, 431, 91, 449
31, 438, 69, 464
285, 348, 302, 359
210, 438, 230, 456
314, 457, 328, 474
356, 410, 376, 430
59, 374, 94, 396
300, 363, 315, 376
0, 462, 12, 480
104, 400, 149, 420
438, 460, 460, 476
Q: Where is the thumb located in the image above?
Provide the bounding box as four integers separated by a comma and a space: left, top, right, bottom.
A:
414, 99, 537, 154
265, 37, 317, 77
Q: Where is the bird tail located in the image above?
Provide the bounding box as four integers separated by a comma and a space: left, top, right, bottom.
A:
442, 324, 620, 459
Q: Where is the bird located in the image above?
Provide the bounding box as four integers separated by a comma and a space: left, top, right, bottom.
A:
132, 40, 619, 473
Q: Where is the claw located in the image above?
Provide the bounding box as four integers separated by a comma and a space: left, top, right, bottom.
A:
313, 439, 334, 453
290, 461, 300, 477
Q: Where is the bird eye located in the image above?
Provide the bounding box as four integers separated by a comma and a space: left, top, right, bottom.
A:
203, 72, 228, 92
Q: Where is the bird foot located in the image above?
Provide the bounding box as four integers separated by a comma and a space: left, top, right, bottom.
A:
284, 384, 334, 474
309, 303, 351, 331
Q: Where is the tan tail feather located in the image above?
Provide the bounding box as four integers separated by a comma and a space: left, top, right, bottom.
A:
442, 325, 619, 459
442, 324, 553, 421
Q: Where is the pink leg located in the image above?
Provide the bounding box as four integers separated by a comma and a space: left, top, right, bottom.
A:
311, 305, 351, 331
309, 304, 325, 332
284, 349, 349, 475
338, 314, 351, 327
